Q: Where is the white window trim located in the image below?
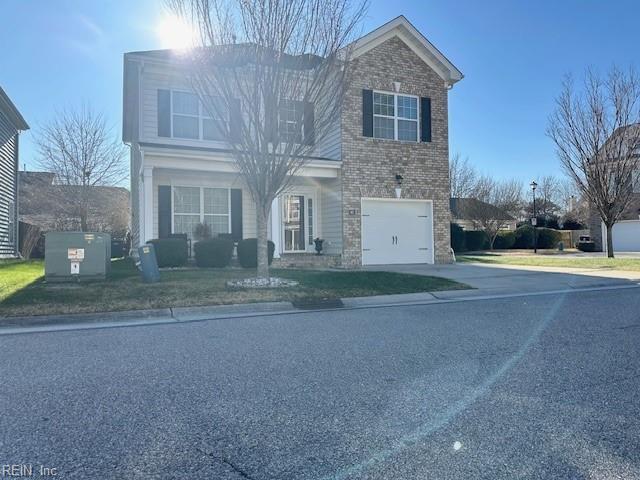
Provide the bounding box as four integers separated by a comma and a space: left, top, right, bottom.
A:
171, 185, 232, 237
278, 99, 305, 144
372, 90, 419, 142
170, 90, 228, 141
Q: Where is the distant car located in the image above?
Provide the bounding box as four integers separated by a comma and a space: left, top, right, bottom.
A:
579, 235, 591, 242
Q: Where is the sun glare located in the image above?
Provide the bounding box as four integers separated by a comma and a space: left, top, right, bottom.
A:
156, 15, 197, 50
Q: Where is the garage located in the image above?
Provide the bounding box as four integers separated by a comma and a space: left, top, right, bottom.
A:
608, 220, 640, 252
361, 199, 434, 265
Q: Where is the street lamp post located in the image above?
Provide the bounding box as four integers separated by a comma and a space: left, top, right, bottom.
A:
530, 180, 538, 254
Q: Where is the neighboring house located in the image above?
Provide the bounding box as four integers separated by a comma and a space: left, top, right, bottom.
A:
588, 125, 640, 252
18, 171, 130, 236
0, 87, 29, 258
450, 198, 517, 232
123, 16, 463, 266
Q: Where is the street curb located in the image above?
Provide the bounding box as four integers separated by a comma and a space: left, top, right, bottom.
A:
171, 302, 295, 321
1, 283, 638, 336
0, 308, 174, 329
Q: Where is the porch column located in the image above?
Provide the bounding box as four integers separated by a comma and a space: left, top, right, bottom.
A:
143, 166, 154, 243
271, 196, 281, 258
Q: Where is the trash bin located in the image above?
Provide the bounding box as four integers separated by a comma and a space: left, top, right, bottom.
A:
558, 241, 564, 251
138, 243, 160, 283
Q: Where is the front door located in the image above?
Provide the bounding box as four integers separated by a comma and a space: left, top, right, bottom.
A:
282, 194, 313, 252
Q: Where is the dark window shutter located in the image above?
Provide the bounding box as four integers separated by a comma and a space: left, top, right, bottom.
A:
229, 98, 242, 143
264, 95, 278, 144
157, 90, 171, 138
420, 97, 432, 143
362, 89, 373, 137
158, 185, 172, 238
303, 101, 315, 145
230, 189, 243, 242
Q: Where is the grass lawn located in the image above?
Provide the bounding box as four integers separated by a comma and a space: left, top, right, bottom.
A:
0, 260, 44, 302
0, 259, 467, 317
458, 254, 640, 271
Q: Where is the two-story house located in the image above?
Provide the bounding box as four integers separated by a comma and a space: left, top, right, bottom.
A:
0, 86, 29, 258
123, 16, 462, 266
588, 124, 640, 252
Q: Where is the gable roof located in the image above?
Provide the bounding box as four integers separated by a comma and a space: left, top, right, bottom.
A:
348, 15, 463, 86
450, 197, 515, 221
0, 86, 29, 131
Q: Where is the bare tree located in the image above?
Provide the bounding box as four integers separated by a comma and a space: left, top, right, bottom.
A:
449, 153, 478, 198
36, 106, 127, 231
463, 177, 522, 249
167, 0, 367, 280
548, 67, 640, 257
523, 175, 561, 222
18, 222, 42, 259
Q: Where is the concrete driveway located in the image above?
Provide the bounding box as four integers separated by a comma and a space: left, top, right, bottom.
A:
364, 262, 640, 298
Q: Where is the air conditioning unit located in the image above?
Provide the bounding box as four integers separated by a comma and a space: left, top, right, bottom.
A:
45, 232, 111, 282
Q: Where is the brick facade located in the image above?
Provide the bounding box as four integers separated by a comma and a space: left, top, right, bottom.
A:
341, 36, 452, 267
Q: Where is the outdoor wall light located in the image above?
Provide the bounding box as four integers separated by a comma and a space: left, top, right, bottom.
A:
395, 174, 403, 198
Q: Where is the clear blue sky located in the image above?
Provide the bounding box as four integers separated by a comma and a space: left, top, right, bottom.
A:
2, 0, 639, 184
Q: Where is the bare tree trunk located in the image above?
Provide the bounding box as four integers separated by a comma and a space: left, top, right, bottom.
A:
80, 214, 88, 232
489, 233, 498, 250
256, 206, 270, 280
606, 223, 615, 258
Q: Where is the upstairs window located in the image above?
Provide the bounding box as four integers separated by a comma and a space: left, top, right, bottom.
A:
279, 100, 304, 143
373, 92, 418, 142
172, 92, 200, 139
171, 91, 228, 141
202, 96, 227, 141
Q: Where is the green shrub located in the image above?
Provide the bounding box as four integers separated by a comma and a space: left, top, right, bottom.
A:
493, 231, 516, 249
147, 238, 188, 267
464, 230, 489, 251
577, 241, 596, 252
514, 224, 535, 249
194, 238, 234, 268
536, 228, 562, 249
450, 223, 466, 252
193, 222, 212, 241
237, 238, 275, 268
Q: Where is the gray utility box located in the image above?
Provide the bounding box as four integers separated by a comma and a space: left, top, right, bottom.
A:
45, 232, 111, 282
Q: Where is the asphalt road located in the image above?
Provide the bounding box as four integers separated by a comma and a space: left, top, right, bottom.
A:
2, 288, 640, 479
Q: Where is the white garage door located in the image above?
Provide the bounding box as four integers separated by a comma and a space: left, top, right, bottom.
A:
361, 199, 434, 265
611, 220, 640, 252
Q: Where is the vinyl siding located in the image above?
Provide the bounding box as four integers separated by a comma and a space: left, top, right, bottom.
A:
319, 177, 342, 254
312, 120, 341, 161
136, 60, 343, 160
0, 110, 18, 257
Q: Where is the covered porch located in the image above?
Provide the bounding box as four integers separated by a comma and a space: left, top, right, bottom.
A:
138, 145, 342, 262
